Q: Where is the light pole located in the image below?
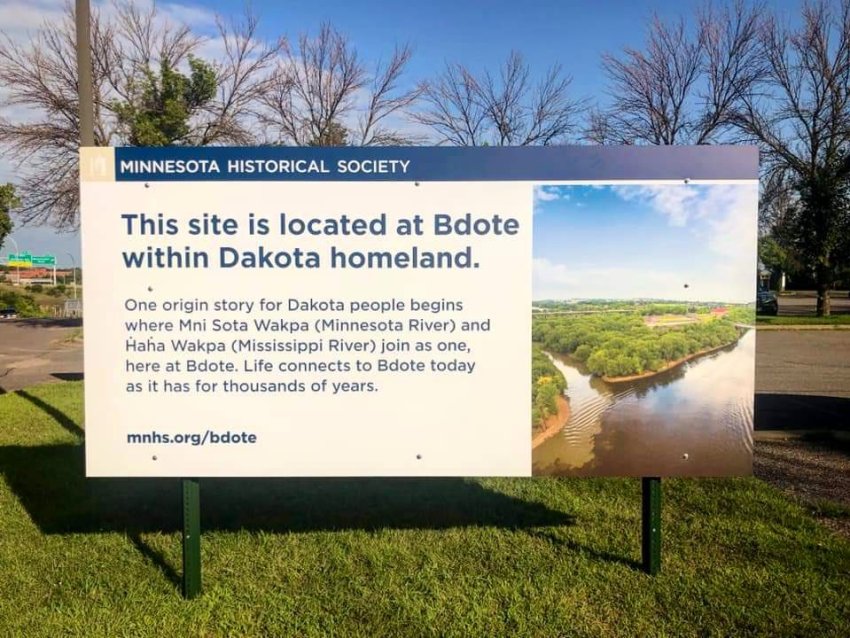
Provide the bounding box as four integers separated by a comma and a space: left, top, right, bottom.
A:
65, 252, 77, 299
7, 236, 20, 285
76, 0, 95, 147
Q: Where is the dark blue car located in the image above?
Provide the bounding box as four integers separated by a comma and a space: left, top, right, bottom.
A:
757, 285, 778, 315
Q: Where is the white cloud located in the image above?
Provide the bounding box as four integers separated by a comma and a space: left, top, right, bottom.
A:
160, 2, 218, 30
534, 183, 759, 304
533, 185, 570, 208
0, 1, 65, 37
534, 186, 559, 202
613, 183, 700, 226
612, 182, 758, 296
533, 258, 690, 301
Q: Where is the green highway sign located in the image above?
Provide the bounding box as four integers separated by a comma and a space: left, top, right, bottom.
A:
7, 252, 32, 267
32, 255, 56, 266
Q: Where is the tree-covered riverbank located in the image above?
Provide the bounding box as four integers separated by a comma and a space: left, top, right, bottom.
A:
533, 310, 743, 379
531, 345, 567, 433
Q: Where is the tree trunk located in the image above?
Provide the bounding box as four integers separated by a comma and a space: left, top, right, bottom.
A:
816, 263, 832, 317
779, 271, 786, 294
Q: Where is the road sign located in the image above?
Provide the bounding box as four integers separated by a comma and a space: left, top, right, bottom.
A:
7, 252, 32, 268
32, 255, 56, 266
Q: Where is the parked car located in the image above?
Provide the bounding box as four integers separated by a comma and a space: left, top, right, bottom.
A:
0, 307, 18, 319
756, 285, 778, 315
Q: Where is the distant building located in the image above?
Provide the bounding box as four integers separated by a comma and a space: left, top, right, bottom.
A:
710, 307, 729, 317
16, 268, 73, 280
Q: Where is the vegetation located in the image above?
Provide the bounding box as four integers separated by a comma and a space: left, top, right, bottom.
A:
534, 300, 725, 316
531, 345, 567, 430
0, 183, 18, 252
533, 311, 742, 379
0, 288, 41, 317
114, 58, 217, 146
0, 382, 849, 636
724, 305, 756, 325
0, 282, 77, 316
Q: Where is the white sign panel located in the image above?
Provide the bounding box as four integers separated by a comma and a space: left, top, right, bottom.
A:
81, 146, 758, 477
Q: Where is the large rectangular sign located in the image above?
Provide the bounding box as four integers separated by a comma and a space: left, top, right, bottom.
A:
31, 255, 55, 266
80, 146, 758, 477
6, 253, 54, 267
7, 252, 32, 268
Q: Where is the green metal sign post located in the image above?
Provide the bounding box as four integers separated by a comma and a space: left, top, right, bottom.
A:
641, 477, 661, 575
181, 478, 202, 599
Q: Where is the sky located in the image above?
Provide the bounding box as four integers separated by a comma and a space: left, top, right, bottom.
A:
532, 183, 759, 303
0, 0, 804, 263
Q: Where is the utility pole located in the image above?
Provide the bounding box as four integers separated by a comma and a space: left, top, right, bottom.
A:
76, 0, 95, 147
66, 252, 77, 299
7, 236, 20, 285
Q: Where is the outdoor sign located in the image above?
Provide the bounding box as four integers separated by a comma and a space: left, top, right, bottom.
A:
80, 146, 758, 478
6, 253, 55, 267
7, 252, 32, 268
31, 255, 56, 266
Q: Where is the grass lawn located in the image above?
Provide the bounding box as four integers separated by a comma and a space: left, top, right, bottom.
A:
757, 314, 850, 326
1, 382, 849, 637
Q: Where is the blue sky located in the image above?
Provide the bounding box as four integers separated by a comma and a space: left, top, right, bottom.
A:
533, 183, 759, 303
0, 0, 802, 262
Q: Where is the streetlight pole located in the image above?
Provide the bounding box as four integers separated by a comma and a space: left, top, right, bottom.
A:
65, 252, 77, 299
76, 0, 95, 148
7, 236, 20, 285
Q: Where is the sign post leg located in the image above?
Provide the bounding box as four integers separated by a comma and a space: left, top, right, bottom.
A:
641, 476, 661, 575
181, 478, 202, 599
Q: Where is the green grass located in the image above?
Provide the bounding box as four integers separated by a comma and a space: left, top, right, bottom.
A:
809, 499, 850, 519
1, 382, 849, 637
757, 314, 850, 325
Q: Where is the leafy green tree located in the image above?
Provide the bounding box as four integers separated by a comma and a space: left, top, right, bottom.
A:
734, 2, 850, 315
114, 57, 217, 146
531, 346, 567, 428
0, 183, 19, 253
534, 308, 743, 379
308, 121, 349, 147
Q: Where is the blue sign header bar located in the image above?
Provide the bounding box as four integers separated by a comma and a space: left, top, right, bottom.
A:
113, 146, 758, 182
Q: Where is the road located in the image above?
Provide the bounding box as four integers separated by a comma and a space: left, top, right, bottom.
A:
0, 319, 83, 393
756, 331, 850, 398
755, 330, 850, 432
776, 290, 850, 315
756, 290, 850, 431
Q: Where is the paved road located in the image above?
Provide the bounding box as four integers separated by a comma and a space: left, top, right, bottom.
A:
756, 290, 850, 429
0, 319, 83, 393
776, 290, 850, 315
756, 330, 850, 398
756, 329, 850, 431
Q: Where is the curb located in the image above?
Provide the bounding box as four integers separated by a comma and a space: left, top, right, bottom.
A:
755, 430, 850, 443
756, 325, 850, 331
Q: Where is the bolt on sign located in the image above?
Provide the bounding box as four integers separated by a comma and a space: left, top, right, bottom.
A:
80, 146, 758, 478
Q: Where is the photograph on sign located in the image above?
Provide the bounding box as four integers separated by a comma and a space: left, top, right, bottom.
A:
531, 184, 757, 476
79, 147, 758, 478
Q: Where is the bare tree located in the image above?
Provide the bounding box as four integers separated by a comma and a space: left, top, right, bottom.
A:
734, 0, 850, 315
415, 51, 584, 146
258, 23, 421, 146
0, 1, 281, 229
193, 11, 284, 146
1, 4, 120, 228
589, 0, 763, 145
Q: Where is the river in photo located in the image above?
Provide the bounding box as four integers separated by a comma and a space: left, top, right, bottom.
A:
532, 329, 755, 476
